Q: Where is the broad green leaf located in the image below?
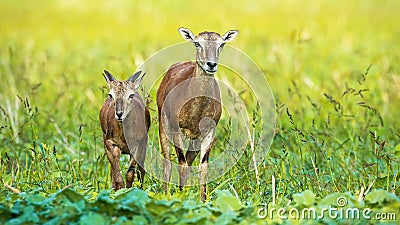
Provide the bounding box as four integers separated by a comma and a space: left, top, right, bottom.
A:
181, 214, 208, 225
80, 212, 108, 225
161, 214, 178, 224
131, 215, 149, 225
98, 189, 113, 197
213, 195, 243, 212
319, 193, 338, 206
182, 199, 197, 210
114, 188, 132, 199
58, 189, 86, 203
114, 215, 149, 225
7, 205, 40, 224
191, 207, 213, 221
240, 205, 256, 217
214, 211, 237, 225
88, 190, 121, 216
120, 188, 150, 209
364, 190, 400, 205
198, 206, 215, 215
46, 200, 84, 218
5, 218, 24, 225
43, 217, 60, 225
293, 190, 315, 206
10, 200, 25, 215
146, 200, 175, 216
24, 192, 46, 204
113, 216, 129, 225
319, 192, 356, 208
96, 191, 116, 205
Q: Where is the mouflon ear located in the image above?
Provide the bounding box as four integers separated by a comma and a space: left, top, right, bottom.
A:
222, 29, 239, 42
128, 71, 146, 90
128, 70, 141, 83
103, 70, 116, 85
178, 27, 196, 42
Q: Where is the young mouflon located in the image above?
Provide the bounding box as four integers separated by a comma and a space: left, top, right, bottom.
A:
100, 70, 150, 189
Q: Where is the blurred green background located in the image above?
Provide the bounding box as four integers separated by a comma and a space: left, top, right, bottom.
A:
1, 0, 399, 121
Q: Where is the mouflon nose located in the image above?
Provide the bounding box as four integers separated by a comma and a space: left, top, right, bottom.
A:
116, 111, 123, 119
206, 62, 217, 69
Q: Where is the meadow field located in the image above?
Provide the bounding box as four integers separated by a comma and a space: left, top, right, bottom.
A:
0, 0, 399, 224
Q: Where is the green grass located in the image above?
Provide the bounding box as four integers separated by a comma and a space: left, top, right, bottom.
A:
0, 0, 399, 224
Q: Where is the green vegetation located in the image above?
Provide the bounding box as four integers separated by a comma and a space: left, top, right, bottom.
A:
1, 188, 398, 224
0, 0, 399, 224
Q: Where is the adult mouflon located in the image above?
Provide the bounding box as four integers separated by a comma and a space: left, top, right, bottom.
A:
156, 27, 238, 201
